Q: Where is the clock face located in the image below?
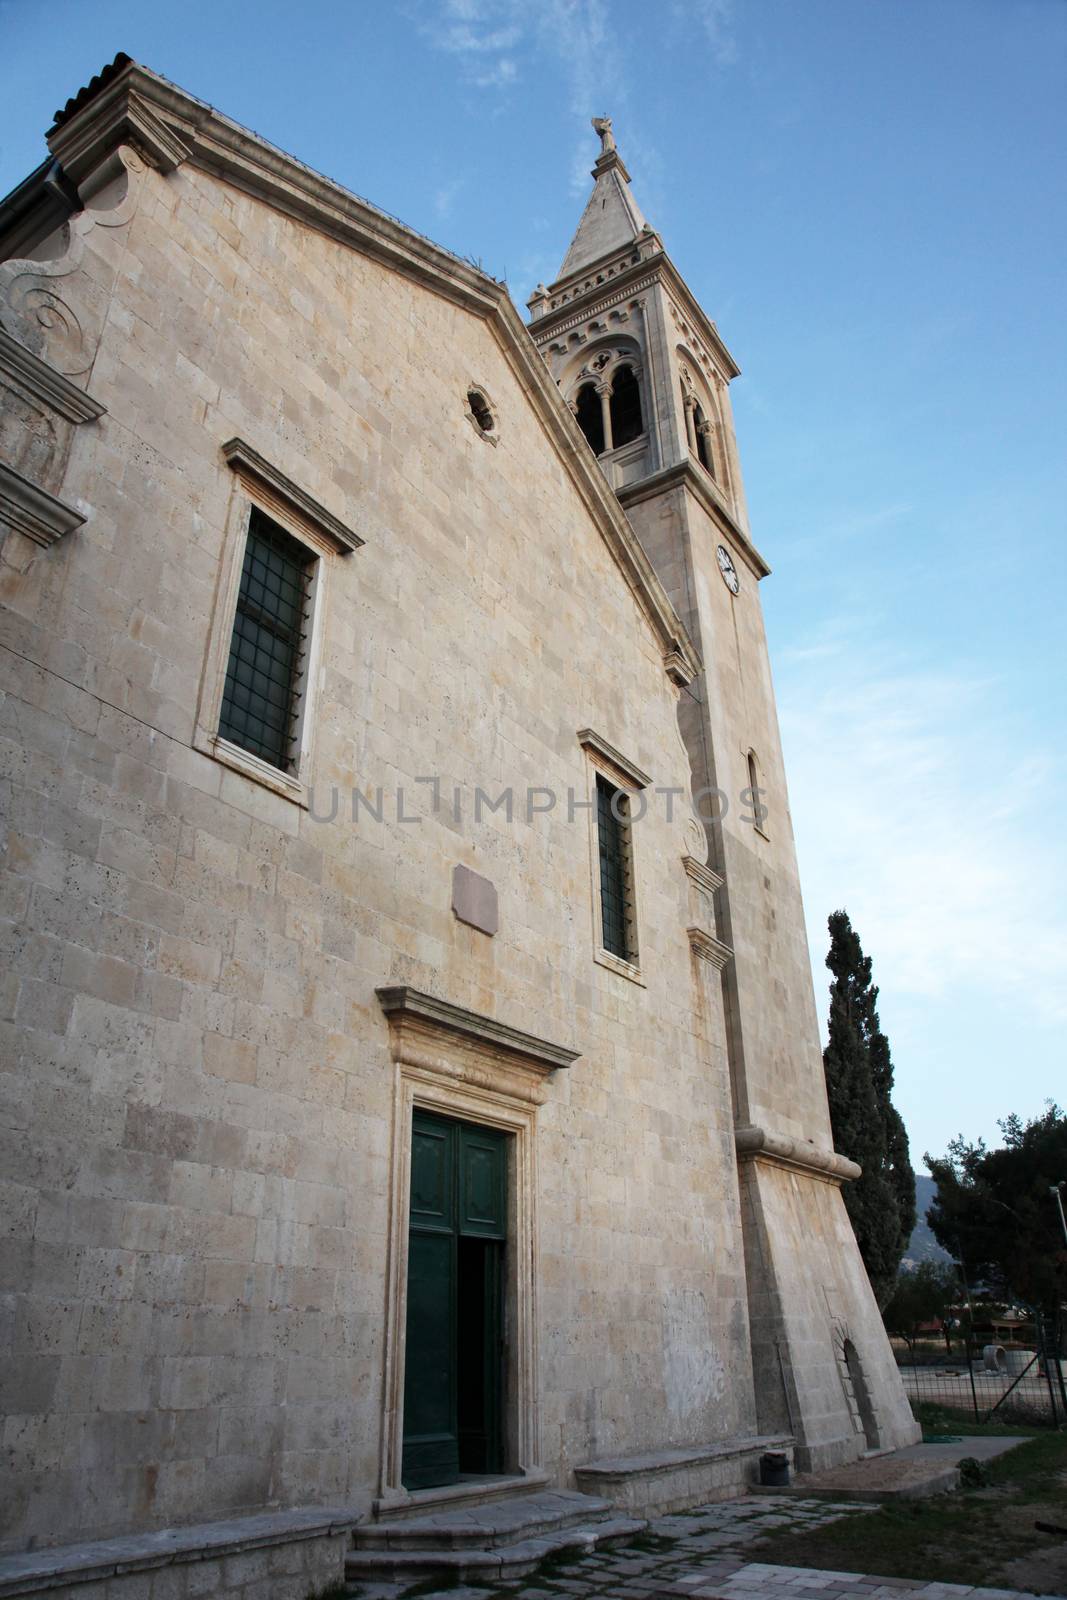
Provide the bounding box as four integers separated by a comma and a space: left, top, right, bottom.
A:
717, 544, 740, 595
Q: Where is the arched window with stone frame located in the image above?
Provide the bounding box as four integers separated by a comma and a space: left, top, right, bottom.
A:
746, 748, 768, 837
564, 340, 645, 459
574, 381, 606, 455
679, 355, 722, 482
693, 401, 715, 477
608, 363, 644, 448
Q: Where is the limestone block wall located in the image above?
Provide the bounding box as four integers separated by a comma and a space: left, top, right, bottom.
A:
0, 137, 755, 1553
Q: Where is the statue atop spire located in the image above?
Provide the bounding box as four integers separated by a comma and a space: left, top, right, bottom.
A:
591, 116, 616, 157
543, 114, 647, 281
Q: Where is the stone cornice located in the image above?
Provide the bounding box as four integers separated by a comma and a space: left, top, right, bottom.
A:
591, 148, 632, 184
222, 438, 364, 554
618, 459, 772, 581
661, 644, 694, 688
49, 85, 191, 183
687, 928, 733, 969
56, 64, 502, 317
683, 855, 725, 895
534, 272, 661, 342
17, 61, 701, 694
0, 461, 85, 546
533, 251, 741, 384
735, 1124, 861, 1185
0, 329, 106, 424
577, 728, 652, 790
375, 986, 579, 1074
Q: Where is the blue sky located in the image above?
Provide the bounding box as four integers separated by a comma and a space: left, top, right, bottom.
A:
2, 0, 1064, 1168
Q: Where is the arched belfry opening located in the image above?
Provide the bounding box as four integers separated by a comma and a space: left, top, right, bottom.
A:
693, 403, 714, 476
609, 363, 643, 447
575, 382, 605, 455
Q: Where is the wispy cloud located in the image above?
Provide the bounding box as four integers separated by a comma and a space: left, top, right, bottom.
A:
418, 0, 523, 90
433, 178, 466, 219
415, 0, 631, 191
414, 0, 739, 290
780, 639, 1067, 1027
681, 0, 737, 66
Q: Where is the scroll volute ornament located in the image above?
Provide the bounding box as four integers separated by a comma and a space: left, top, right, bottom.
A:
0, 144, 148, 384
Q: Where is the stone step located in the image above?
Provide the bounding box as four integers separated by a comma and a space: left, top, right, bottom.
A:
370, 1468, 550, 1522
344, 1513, 645, 1583
354, 1488, 616, 1551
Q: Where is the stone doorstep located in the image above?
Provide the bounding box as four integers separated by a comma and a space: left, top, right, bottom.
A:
371, 1468, 550, 1522
343, 1513, 645, 1582
354, 1489, 617, 1550
0, 1508, 355, 1598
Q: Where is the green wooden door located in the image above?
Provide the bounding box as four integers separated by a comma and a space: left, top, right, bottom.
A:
402, 1111, 507, 1490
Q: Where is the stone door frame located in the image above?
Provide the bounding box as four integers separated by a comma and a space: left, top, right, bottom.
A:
375, 986, 578, 1505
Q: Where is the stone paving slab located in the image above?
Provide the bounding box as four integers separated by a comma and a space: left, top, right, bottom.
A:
655, 1564, 1067, 1600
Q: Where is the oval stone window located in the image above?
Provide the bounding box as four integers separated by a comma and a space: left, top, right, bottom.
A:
467, 389, 495, 435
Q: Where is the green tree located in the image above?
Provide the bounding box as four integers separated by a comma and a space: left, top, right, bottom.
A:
822, 910, 916, 1306
925, 1103, 1067, 1317
883, 1261, 961, 1356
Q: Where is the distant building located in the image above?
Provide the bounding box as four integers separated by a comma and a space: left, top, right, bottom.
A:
0, 57, 919, 1598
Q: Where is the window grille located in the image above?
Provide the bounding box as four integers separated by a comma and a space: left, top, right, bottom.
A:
596, 774, 635, 962
218, 508, 313, 772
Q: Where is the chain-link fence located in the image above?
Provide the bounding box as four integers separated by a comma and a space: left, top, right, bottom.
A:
895, 1315, 1067, 1426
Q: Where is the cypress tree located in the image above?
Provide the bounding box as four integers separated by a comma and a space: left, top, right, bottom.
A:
823, 910, 916, 1306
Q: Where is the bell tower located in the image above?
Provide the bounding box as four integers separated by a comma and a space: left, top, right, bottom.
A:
530, 121, 921, 1472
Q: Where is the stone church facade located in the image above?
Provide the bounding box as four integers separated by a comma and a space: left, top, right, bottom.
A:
0, 56, 918, 1597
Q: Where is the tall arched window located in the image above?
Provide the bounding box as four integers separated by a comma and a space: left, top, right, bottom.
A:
575, 382, 605, 455
693, 403, 715, 477
746, 750, 767, 835
609, 364, 643, 448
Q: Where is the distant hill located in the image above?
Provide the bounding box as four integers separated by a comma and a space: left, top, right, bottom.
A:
901, 1173, 953, 1268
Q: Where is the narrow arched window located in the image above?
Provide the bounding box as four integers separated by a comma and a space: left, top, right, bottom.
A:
747, 750, 767, 834
609, 364, 643, 448
575, 382, 605, 455
693, 403, 714, 476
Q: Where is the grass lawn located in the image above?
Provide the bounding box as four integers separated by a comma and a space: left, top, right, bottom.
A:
748, 1425, 1067, 1593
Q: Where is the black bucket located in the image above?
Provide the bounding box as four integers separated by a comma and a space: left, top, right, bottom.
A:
759, 1450, 790, 1487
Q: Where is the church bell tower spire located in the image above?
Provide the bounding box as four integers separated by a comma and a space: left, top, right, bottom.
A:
527, 117, 754, 535
529, 119, 923, 1478
554, 116, 649, 278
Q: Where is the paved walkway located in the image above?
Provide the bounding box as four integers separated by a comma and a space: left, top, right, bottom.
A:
660, 1564, 1067, 1599
348, 1494, 1066, 1600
